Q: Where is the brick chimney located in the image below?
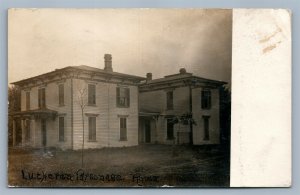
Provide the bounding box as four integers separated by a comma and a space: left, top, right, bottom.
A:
146, 73, 152, 81
179, 68, 187, 74
104, 54, 113, 72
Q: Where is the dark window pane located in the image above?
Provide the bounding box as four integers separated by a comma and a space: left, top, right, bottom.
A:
201, 90, 211, 109
167, 91, 173, 110
59, 84, 64, 106
38, 88, 46, 108
88, 84, 96, 105
26, 92, 30, 110
88, 117, 96, 141
59, 117, 64, 142
203, 116, 210, 140
167, 119, 174, 139
117, 87, 130, 107
120, 117, 127, 140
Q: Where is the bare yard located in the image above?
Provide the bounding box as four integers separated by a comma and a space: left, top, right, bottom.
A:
8, 144, 229, 187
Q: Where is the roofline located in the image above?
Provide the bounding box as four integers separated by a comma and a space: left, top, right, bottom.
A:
140, 75, 227, 86
10, 67, 69, 85
11, 66, 146, 86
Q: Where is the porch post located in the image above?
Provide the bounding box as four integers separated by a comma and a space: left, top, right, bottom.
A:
31, 118, 36, 147
12, 119, 16, 147
155, 117, 159, 144
21, 119, 25, 146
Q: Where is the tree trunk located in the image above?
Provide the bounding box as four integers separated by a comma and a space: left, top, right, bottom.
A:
81, 108, 85, 168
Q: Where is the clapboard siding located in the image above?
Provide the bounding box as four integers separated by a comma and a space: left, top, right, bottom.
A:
139, 90, 165, 112
20, 79, 73, 149
139, 86, 191, 144
139, 86, 220, 145
72, 79, 139, 150
192, 88, 220, 145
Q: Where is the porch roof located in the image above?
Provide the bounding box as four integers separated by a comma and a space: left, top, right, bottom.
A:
139, 109, 160, 117
12, 108, 58, 119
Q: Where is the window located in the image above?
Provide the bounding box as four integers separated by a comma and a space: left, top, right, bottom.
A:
116, 87, 130, 107
59, 117, 64, 142
203, 116, 210, 140
120, 117, 127, 141
38, 88, 46, 109
26, 91, 30, 110
24, 119, 30, 142
166, 91, 173, 110
201, 90, 211, 109
88, 117, 96, 141
167, 119, 174, 140
88, 84, 96, 105
58, 84, 64, 106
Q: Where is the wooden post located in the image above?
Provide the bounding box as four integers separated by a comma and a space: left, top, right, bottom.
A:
31, 118, 35, 147
189, 86, 193, 145
21, 119, 25, 146
12, 119, 16, 147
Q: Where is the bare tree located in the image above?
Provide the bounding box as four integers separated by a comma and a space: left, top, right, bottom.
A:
8, 86, 21, 147
76, 85, 88, 168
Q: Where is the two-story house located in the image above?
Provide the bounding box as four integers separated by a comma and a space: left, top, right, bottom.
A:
138, 68, 226, 145
11, 55, 226, 149
11, 54, 145, 150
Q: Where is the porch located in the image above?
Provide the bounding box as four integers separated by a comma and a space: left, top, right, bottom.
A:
138, 111, 191, 145
11, 108, 57, 148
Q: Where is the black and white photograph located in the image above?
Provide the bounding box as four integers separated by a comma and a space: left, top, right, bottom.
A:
7, 8, 232, 187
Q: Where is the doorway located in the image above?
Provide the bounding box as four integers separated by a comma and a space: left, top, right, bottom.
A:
145, 120, 151, 143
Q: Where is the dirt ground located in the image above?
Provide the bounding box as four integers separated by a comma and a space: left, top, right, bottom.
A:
8, 144, 230, 187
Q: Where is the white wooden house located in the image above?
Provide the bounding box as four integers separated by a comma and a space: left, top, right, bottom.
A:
11, 55, 226, 149
11, 54, 145, 150
138, 68, 226, 145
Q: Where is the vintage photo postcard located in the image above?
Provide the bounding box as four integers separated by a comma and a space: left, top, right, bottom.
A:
7, 8, 291, 187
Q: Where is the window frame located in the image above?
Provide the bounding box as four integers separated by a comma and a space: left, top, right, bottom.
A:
167, 118, 174, 140
58, 116, 65, 142
25, 91, 30, 111
116, 87, 130, 108
58, 84, 65, 106
119, 117, 127, 141
38, 88, 46, 109
201, 89, 212, 110
88, 84, 96, 106
203, 115, 210, 140
166, 91, 174, 110
88, 116, 97, 141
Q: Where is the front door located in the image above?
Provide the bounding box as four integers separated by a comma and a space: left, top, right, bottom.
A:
41, 119, 47, 147
145, 120, 151, 143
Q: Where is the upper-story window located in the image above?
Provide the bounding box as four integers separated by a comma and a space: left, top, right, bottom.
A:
201, 89, 211, 109
58, 84, 64, 106
38, 88, 46, 109
116, 87, 130, 108
166, 91, 174, 110
88, 84, 96, 105
25, 91, 30, 110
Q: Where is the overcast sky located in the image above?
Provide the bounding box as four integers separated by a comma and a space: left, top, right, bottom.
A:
8, 9, 232, 85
